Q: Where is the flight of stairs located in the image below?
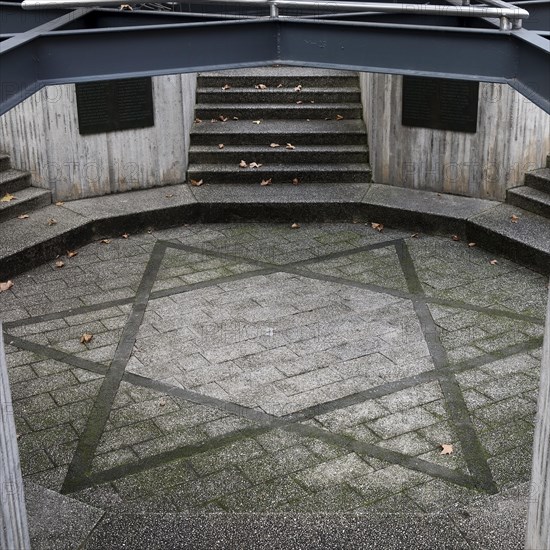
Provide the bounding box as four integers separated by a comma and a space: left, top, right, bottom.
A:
507, 154, 550, 219
0, 153, 51, 223
187, 67, 371, 185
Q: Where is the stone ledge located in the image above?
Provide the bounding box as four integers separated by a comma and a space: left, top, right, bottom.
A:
0, 183, 548, 279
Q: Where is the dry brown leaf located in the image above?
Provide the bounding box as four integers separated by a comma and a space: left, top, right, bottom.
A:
165, 193, 174, 198
80, 332, 93, 344
219, 115, 229, 122
255, 83, 268, 90
291, 223, 300, 229
190, 179, 204, 186
286, 143, 295, 150
249, 162, 262, 169
490, 259, 498, 265
48, 218, 57, 226
100, 239, 111, 244
194, 118, 202, 124
371, 223, 384, 232
122, 233, 130, 239
67, 250, 78, 258
55, 260, 65, 268
411, 233, 419, 238
233, 117, 239, 121
253, 120, 262, 125
468, 242, 476, 248
336, 114, 344, 121
0, 280, 14, 293
511, 214, 520, 223
277, 83, 283, 89
55, 201, 64, 206
296, 101, 303, 105
1, 193, 16, 202
294, 84, 302, 92
218, 144, 225, 149
440, 444, 453, 455
239, 160, 248, 168
292, 178, 300, 185
452, 235, 460, 242
260, 178, 272, 186
17, 214, 29, 220
270, 143, 280, 148
222, 84, 231, 91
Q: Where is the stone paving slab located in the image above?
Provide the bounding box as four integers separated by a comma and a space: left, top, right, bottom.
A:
1, 222, 548, 548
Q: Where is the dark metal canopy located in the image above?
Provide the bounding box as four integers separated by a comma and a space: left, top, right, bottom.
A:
0, 0, 549, 115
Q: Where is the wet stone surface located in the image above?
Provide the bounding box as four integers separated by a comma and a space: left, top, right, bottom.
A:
0, 222, 546, 547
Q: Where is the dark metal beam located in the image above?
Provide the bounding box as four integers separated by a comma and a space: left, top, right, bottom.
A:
0, 15, 548, 115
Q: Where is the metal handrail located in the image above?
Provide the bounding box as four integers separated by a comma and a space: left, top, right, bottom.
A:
20, 0, 530, 30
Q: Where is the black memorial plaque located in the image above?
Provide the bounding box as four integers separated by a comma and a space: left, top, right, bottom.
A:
402, 76, 479, 133
75, 77, 154, 135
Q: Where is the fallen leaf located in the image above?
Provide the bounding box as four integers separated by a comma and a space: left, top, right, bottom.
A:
440, 444, 453, 455
0, 280, 14, 292
296, 101, 303, 105
16, 434, 21, 440
336, 114, 344, 121
452, 235, 460, 242
159, 398, 167, 407
0, 193, 16, 202
239, 160, 248, 168
490, 259, 498, 265
194, 118, 202, 124
371, 223, 384, 232
219, 115, 229, 122
511, 214, 519, 223
100, 239, 111, 244
277, 83, 283, 89
222, 84, 231, 91
55, 260, 65, 268
468, 242, 476, 248
294, 84, 302, 92
233, 117, 239, 121
55, 201, 64, 206
210, 119, 218, 123
270, 143, 280, 148
218, 144, 225, 149
286, 143, 296, 150
165, 193, 174, 198
67, 250, 78, 258
190, 179, 204, 186
47, 218, 57, 226
122, 233, 130, 239
291, 223, 300, 229
255, 83, 268, 90
249, 162, 262, 169
80, 332, 93, 344
411, 233, 419, 238
260, 178, 272, 186
253, 120, 262, 125
292, 178, 300, 185
17, 214, 29, 220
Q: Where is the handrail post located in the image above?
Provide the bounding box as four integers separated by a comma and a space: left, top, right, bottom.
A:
269, 0, 278, 17
0, 325, 31, 550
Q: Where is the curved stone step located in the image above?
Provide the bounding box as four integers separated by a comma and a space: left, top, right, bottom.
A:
524, 168, 550, 192
507, 186, 550, 219
0, 153, 10, 172
188, 144, 369, 164
0, 169, 32, 195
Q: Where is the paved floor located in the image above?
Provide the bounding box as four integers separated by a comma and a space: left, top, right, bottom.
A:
1, 222, 547, 549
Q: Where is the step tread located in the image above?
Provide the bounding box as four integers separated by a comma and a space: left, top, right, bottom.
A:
199, 67, 358, 78
189, 163, 371, 172
189, 144, 369, 153
526, 167, 550, 180
0, 187, 51, 210
197, 87, 360, 93
196, 102, 361, 109
191, 119, 367, 134
0, 168, 31, 184
508, 185, 550, 202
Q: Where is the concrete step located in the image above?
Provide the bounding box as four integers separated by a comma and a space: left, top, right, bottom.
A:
197, 67, 359, 88
190, 120, 368, 146
507, 186, 550, 219
0, 153, 10, 172
524, 167, 550, 192
196, 88, 361, 104
187, 163, 372, 184
188, 144, 369, 164
0, 169, 32, 196
194, 103, 362, 120
0, 187, 52, 223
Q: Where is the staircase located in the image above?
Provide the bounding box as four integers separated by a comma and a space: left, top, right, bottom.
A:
0, 153, 51, 223
507, 154, 550, 219
187, 67, 371, 186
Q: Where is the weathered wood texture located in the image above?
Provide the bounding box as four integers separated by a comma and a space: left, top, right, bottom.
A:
0, 326, 31, 550
360, 73, 550, 201
0, 73, 197, 201
526, 289, 550, 550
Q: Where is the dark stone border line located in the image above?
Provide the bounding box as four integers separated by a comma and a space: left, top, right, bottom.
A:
61, 241, 167, 494
396, 241, 498, 494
